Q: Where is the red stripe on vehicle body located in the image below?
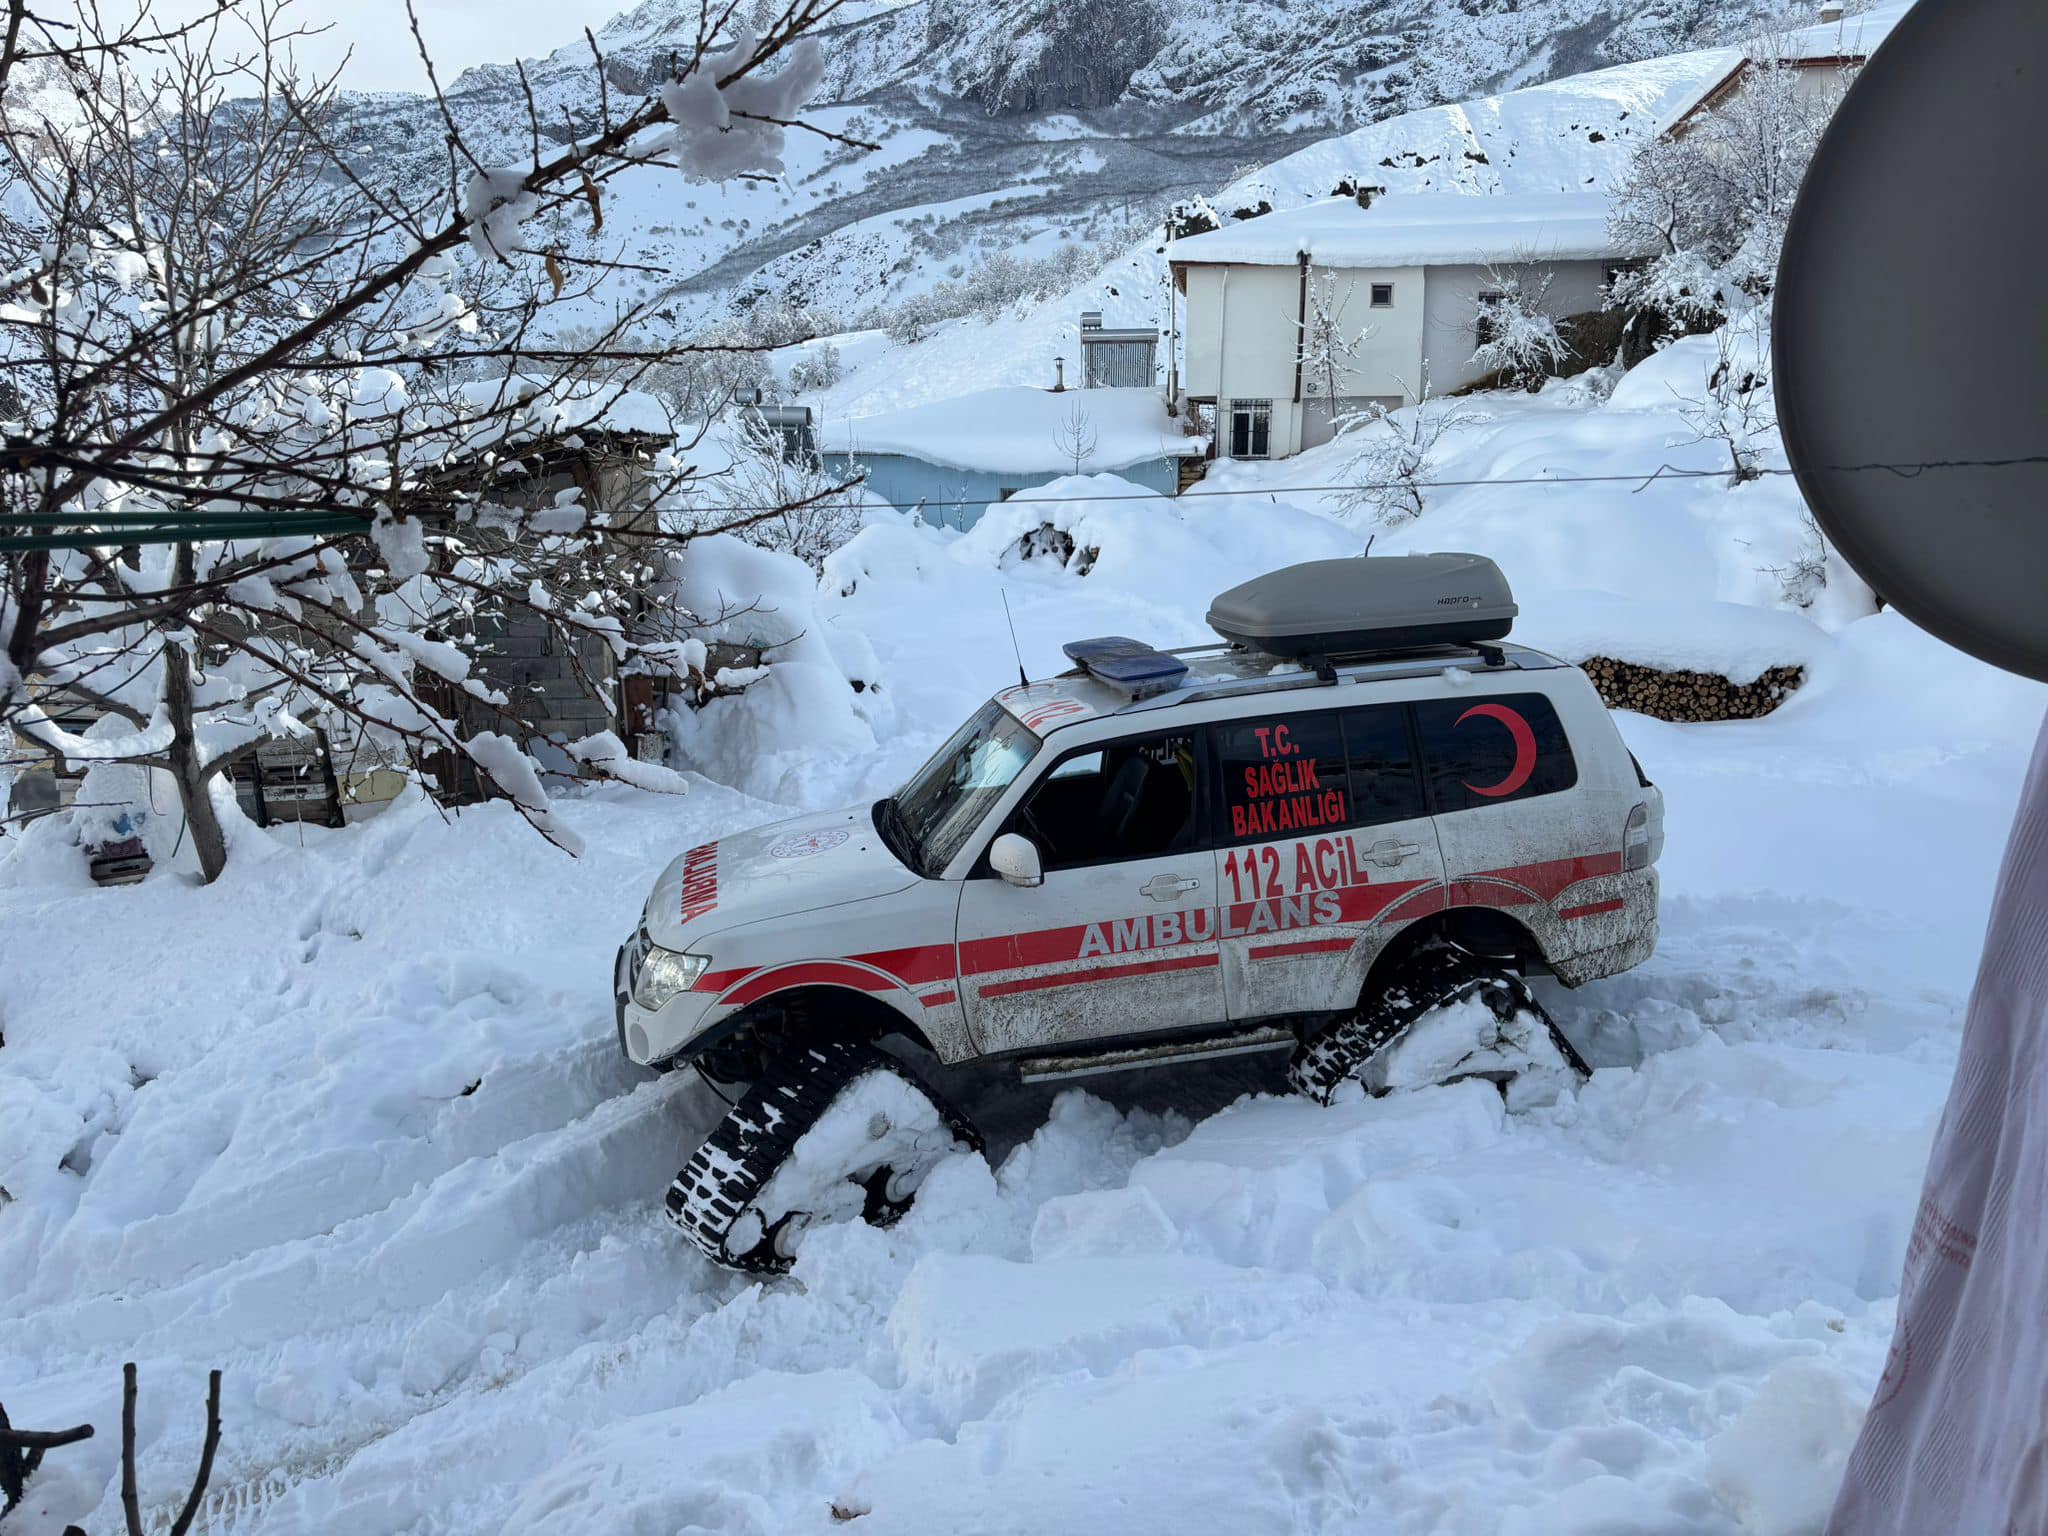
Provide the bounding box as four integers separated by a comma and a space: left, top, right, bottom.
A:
920, 989, 958, 1008
693, 852, 1629, 1010
1384, 852, 1627, 923
978, 952, 1220, 1000
856, 943, 957, 987
960, 922, 1103, 976
698, 948, 955, 1005
1559, 898, 1626, 921
1248, 937, 1356, 962
716, 961, 903, 1007
1521, 852, 1624, 899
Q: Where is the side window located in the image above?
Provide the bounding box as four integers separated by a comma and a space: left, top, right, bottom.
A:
1339, 703, 1425, 826
1011, 732, 1199, 870
1412, 693, 1577, 813
1212, 711, 1352, 844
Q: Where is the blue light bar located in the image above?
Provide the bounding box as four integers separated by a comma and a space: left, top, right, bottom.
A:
1061, 636, 1190, 697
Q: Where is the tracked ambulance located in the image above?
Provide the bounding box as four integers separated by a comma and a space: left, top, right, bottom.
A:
616, 553, 1664, 1271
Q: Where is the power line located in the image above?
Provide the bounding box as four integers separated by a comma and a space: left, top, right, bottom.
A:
637, 453, 2048, 519
4, 454, 2041, 553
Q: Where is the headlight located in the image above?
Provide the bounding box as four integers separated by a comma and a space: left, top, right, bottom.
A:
632, 946, 710, 1011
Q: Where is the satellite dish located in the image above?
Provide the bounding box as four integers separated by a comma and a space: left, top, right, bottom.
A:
1774, 0, 2048, 681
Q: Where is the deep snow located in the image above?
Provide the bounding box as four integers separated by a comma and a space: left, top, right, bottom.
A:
5, 2, 2040, 1520
3, 437, 2041, 1532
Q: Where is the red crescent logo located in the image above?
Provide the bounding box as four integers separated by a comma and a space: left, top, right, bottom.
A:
1455, 703, 1537, 798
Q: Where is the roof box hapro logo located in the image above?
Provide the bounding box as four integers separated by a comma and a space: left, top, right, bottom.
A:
1436, 593, 1482, 606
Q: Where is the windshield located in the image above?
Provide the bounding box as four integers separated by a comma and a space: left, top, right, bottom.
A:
891, 700, 1040, 875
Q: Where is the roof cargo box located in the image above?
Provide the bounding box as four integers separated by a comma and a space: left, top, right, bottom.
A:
1206, 553, 1515, 659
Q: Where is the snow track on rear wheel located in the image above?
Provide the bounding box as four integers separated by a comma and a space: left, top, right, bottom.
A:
1290, 946, 1592, 1106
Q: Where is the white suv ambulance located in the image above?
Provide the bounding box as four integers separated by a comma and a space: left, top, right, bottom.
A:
619, 554, 1663, 1271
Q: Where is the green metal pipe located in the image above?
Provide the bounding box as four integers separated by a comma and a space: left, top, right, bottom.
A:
1, 518, 366, 553
0, 509, 375, 528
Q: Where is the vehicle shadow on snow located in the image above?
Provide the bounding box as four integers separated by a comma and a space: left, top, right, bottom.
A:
925, 1051, 1290, 1164
908, 986, 1636, 1167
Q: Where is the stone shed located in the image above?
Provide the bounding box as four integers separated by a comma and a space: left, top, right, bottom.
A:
413, 425, 679, 799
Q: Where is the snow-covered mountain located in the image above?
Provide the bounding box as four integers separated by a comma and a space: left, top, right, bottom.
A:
316, 0, 1779, 340
471, 0, 1774, 129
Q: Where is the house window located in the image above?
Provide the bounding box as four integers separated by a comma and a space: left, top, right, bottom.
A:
1228, 400, 1272, 458
1475, 290, 1507, 346
1370, 282, 1395, 308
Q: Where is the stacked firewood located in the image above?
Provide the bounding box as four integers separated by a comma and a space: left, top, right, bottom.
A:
1578, 657, 1805, 722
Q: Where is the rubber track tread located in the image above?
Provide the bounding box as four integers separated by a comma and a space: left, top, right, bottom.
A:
667, 1039, 980, 1274
1290, 946, 1590, 1104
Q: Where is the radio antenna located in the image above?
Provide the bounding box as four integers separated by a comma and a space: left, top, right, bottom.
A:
1001, 590, 1029, 688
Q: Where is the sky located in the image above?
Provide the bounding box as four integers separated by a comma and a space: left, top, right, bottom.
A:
135, 0, 605, 93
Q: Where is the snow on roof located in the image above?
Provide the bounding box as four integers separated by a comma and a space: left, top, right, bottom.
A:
1654, 0, 1917, 136
813, 386, 1204, 474
1165, 191, 1642, 269
1772, 0, 1916, 61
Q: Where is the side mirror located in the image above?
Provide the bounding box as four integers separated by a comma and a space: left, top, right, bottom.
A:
989, 832, 1043, 888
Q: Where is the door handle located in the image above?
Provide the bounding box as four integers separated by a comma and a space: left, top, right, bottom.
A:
1365, 839, 1422, 868
1141, 872, 1201, 901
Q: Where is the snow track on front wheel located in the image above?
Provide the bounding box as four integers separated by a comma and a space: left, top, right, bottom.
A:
668, 1040, 982, 1273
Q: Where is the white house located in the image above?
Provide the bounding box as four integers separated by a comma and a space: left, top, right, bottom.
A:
1655, 0, 1912, 140
1166, 190, 1648, 460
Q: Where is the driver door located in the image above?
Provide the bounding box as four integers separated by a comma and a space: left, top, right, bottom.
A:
957, 730, 1224, 1056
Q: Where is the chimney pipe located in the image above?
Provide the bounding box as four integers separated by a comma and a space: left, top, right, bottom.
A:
1818, 1, 1843, 18
1053, 355, 1066, 392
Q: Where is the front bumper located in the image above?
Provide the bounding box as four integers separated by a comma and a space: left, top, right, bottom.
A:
614, 930, 719, 1067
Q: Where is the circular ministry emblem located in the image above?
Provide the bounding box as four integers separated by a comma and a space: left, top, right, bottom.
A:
767, 828, 850, 859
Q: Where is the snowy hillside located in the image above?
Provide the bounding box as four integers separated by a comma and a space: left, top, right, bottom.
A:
797, 45, 1732, 419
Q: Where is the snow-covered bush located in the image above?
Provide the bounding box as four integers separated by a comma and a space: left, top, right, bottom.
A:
1337, 393, 1471, 526
1471, 266, 1572, 390
634, 306, 841, 418
741, 300, 845, 349
788, 343, 843, 393
1674, 304, 1777, 486
866, 241, 1104, 342
692, 413, 876, 572
1608, 46, 1846, 329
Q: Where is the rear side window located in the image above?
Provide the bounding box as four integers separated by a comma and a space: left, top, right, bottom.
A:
1413, 693, 1576, 813
1210, 706, 1427, 844
1212, 711, 1351, 844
